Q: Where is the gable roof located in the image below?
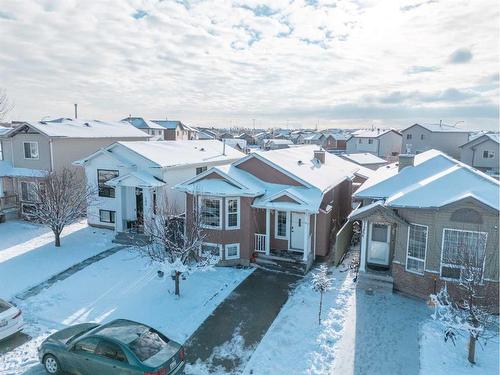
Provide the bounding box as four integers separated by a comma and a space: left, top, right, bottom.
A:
7, 118, 150, 139
459, 133, 499, 148
354, 149, 499, 211
403, 123, 470, 133
349, 129, 401, 139
341, 153, 387, 166
117, 140, 245, 168
120, 117, 165, 130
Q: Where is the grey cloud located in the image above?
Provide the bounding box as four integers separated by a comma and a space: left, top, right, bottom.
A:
448, 48, 473, 64
376, 88, 477, 104
406, 65, 439, 74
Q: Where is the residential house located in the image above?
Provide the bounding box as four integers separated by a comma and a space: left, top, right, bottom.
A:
175, 146, 363, 273
290, 132, 305, 145
121, 117, 167, 140
197, 128, 217, 140
340, 153, 388, 170
303, 133, 325, 145
218, 132, 234, 140
329, 133, 349, 151
0, 118, 150, 219
152, 120, 198, 140
400, 123, 470, 159
263, 139, 293, 150
74, 140, 245, 236
346, 129, 402, 159
350, 150, 499, 310
237, 132, 256, 145
460, 133, 499, 177
223, 138, 248, 153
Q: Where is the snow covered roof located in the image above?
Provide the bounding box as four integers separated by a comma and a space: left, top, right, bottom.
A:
0, 127, 12, 136
151, 120, 183, 130
105, 171, 165, 188
121, 117, 164, 130
354, 149, 500, 211
223, 138, 247, 150
118, 140, 245, 168
0, 160, 46, 178
349, 129, 400, 138
459, 133, 499, 148
303, 133, 324, 141
11, 118, 151, 139
265, 139, 293, 145
404, 123, 470, 133
341, 153, 387, 166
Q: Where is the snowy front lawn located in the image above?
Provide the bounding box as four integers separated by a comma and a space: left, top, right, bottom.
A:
0, 250, 253, 374
0, 219, 114, 300
420, 321, 499, 374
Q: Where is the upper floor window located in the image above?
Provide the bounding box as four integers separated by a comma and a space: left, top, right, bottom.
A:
406, 134, 412, 140
368, 139, 373, 144
200, 197, 221, 228
358, 139, 362, 144
196, 166, 207, 175
420, 134, 424, 140
483, 150, 495, 159
225, 198, 240, 229
97, 169, 118, 198
441, 228, 487, 281
406, 224, 428, 275
23, 141, 39, 159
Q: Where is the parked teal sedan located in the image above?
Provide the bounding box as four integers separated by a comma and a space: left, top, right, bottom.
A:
38, 319, 185, 374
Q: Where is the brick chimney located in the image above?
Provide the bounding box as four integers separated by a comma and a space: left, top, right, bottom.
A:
398, 154, 415, 171
314, 149, 325, 164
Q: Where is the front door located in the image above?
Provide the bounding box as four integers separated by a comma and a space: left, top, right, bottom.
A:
290, 212, 305, 251
367, 223, 390, 266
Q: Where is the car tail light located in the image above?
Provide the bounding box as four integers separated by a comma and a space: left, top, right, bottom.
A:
12, 310, 21, 319
144, 369, 167, 375
179, 347, 185, 361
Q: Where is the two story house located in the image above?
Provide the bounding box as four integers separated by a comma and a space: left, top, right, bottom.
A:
350, 150, 499, 311
400, 123, 470, 159
0, 118, 150, 219
122, 117, 198, 141
346, 129, 402, 159
460, 133, 499, 177
74, 140, 244, 239
175, 146, 370, 274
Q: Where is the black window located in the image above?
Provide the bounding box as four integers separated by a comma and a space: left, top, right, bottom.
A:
406, 134, 412, 140
196, 166, 207, 175
95, 340, 127, 363
99, 210, 116, 223
368, 139, 373, 144
98, 170, 118, 198
73, 337, 100, 354
420, 134, 424, 140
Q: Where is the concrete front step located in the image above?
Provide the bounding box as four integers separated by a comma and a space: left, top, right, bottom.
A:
254, 253, 307, 275
357, 271, 394, 292
251, 263, 305, 278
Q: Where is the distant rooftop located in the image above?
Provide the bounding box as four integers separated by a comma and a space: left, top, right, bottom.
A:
404, 123, 470, 133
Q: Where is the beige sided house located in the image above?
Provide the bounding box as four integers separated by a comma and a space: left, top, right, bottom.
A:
400, 123, 470, 159
0, 118, 150, 219
459, 133, 499, 178
175, 146, 369, 274
122, 117, 198, 141
350, 150, 499, 311
346, 129, 402, 159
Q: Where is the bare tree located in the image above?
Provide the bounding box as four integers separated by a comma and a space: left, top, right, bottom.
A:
31, 168, 96, 247
0, 89, 13, 121
430, 232, 498, 364
136, 195, 219, 296
311, 264, 333, 325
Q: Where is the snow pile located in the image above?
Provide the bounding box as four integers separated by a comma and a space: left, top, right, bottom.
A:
420, 321, 499, 375
185, 325, 255, 375
0, 219, 114, 300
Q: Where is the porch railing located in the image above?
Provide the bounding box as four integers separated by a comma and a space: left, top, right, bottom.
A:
254, 233, 266, 253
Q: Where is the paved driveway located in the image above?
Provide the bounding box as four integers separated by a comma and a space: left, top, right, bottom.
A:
185, 268, 300, 373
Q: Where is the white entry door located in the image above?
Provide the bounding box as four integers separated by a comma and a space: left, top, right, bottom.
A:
367, 223, 390, 266
290, 212, 305, 251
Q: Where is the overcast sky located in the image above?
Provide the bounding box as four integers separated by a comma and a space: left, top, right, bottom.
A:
0, 0, 498, 130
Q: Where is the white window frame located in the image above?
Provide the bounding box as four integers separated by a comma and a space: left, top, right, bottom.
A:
225, 197, 240, 230
440, 228, 488, 282
99, 209, 116, 224
405, 223, 428, 275
23, 141, 39, 160
225, 243, 240, 260
199, 196, 222, 229
275, 210, 289, 240
20, 181, 37, 202
0, 141, 3, 161
201, 242, 222, 258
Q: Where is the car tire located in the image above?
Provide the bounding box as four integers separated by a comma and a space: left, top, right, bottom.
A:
43, 354, 61, 374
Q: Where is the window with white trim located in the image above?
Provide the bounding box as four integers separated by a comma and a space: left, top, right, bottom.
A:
196, 166, 207, 175
97, 169, 118, 198
406, 224, 428, 274
226, 198, 240, 229
200, 197, 221, 228
201, 243, 222, 259
99, 210, 116, 223
0, 141, 3, 160
275, 211, 287, 239
441, 229, 487, 280
20, 181, 37, 201
23, 141, 39, 159
225, 243, 240, 260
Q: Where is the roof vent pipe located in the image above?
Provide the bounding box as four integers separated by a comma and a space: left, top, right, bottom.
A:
74, 103, 78, 119
222, 139, 226, 156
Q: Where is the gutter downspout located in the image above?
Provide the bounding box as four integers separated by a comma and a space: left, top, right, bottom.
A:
49, 139, 54, 172
314, 213, 317, 260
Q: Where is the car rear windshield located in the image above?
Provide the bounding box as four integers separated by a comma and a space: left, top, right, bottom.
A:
0, 300, 12, 314
127, 328, 170, 362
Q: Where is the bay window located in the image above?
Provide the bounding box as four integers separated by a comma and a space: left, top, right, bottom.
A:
406, 224, 428, 274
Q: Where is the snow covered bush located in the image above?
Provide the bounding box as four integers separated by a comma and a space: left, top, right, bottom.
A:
311, 264, 333, 324
136, 196, 219, 296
